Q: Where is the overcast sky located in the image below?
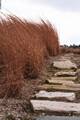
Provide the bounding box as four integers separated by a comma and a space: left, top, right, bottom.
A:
1, 0, 80, 45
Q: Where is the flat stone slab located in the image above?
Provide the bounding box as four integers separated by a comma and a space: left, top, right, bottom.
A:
53, 60, 77, 70
46, 76, 77, 82
46, 78, 74, 85
54, 71, 77, 77
39, 84, 80, 92
36, 91, 75, 101
31, 100, 80, 113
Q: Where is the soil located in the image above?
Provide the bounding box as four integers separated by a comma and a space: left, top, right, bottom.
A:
0, 52, 80, 120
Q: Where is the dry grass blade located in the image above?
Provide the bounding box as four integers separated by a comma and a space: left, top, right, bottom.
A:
0, 14, 59, 97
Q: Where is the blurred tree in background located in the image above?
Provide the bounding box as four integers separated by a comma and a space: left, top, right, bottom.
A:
0, 0, 1, 9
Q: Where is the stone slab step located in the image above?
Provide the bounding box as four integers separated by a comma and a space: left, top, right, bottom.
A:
35, 91, 75, 101
46, 77, 77, 82
53, 60, 77, 70
46, 79, 74, 85
39, 84, 80, 92
31, 100, 80, 113
54, 71, 77, 77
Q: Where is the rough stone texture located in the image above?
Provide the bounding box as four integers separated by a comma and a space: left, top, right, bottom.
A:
46, 78, 74, 85
46, 77, 77, 81
54, 71, 77, 77
53, 60, 77, 69
39, 84, 80, 92
36, 116, 80, 120
35, 91, 75, 101
31, 100, 80, 113
77, 69, 80, 77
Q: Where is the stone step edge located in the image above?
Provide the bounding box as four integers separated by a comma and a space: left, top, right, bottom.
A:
35, 91, 76, 101
39, 84, 80, 92
46, 79, 74, 85
30, 100, 80, 113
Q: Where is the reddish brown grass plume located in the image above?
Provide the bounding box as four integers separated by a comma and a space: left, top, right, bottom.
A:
0, 14, 60, 97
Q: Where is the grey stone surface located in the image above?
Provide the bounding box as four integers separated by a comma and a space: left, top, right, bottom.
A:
46, 78, 74, 85
46, 77, 77, 81
54, 71, 77, 77
36, 116, 80, 120
36, 91, 75, 101
31, 100, 80, 113
53, 60, 77, 69
39, 83, 80, 92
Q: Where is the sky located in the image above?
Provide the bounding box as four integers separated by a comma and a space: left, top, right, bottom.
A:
1, 0, 80, 45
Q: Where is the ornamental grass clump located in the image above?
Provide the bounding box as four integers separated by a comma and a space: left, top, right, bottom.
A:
0, 15, 59, 97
